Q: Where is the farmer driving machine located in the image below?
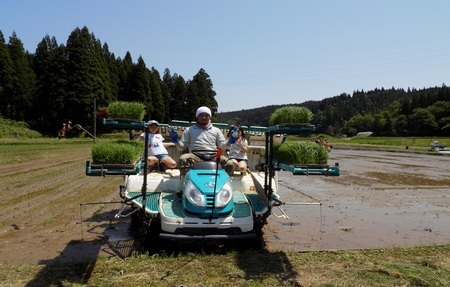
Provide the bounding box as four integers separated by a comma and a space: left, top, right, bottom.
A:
85, 118, 336, 251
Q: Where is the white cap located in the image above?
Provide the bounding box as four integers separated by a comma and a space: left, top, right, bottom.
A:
147, 120, 159, 126
196, 106, 212, 118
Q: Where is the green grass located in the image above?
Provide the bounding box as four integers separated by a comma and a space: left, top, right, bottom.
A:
330, 136, 449, 147
287, 135, 450, 153
1, 246, 449, 286
0, 138, 94, 164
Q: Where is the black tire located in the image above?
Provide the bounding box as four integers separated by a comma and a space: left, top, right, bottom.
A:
142, 218, 163, 254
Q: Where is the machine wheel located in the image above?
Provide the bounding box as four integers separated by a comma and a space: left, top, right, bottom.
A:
130, 207, 141, 232
250, 220, 265, 250
142, 218, 164, 254
237, 220, 265, 251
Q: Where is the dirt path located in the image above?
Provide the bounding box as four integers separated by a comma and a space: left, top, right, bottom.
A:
1, 148, 449, 265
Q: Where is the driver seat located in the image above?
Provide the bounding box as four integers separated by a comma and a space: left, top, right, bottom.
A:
192, 161, 222, 170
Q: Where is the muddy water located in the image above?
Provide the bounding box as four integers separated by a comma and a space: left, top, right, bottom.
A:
264, 149, 450, 251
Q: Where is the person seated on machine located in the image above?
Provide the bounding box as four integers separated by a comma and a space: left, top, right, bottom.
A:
226, 126, 248, 175
170, 106, 236, 176
139, 120, 177, 172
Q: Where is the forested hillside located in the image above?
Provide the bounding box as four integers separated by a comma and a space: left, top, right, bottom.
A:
0, 26, 217, 136
218, 86, 450, 136
1, 26, 449, 137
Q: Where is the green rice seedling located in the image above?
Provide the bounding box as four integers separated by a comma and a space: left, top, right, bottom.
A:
91, 140, 144, 164
273, 142, 328, 164
107, 101, 146, 120
270, 106, 313, 125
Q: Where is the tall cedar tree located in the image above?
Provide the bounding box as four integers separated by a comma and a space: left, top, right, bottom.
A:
127, 56, 151, 116
168, 73, 190, 121
6, 32, 35, 121
187, 68, 218, 119
0, 31, 15, 119
148, 67, 165, 121
65, 26, 112, 128
117, 52, 133, 101
160, 68, 172, 123
32, 35, 68, 134
102, 42, 120, 102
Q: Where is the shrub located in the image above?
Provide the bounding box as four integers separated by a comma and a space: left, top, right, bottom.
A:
91, 140, 143, 164
273, 142, 328, 164
0, 117, 42, 138
107, 101, 145, 120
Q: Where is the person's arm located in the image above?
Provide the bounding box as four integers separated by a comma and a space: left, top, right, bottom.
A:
171, 128, 187, 151
163, 142, 175, 148
218, 129, 231, 151
238, 138, 248, 153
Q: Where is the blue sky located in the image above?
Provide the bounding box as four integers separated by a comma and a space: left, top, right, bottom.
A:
2, 1, 450, 112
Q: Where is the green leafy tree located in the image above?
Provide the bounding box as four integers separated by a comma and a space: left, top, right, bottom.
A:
382, 110, 395, 136
408, 108, 438, 136
439, 117, 450, 135
372, 113, 385, 136
394, 114, 409, 135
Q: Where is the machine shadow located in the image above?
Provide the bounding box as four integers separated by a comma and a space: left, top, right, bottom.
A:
25, 208, 137, 287
234, 249, 299, 284
141, 234, 299, 286
25, 208, 298, 286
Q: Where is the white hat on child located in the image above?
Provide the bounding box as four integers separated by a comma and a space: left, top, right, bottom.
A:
147, 120, 159, 126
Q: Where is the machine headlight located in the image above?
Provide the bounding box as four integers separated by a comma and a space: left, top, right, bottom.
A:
215, 182, 233, 208
185, 181, 206, 207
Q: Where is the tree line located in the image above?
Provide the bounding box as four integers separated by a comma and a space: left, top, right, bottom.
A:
1, 26, 449, 137
0, 26, 218, 136
218, 86, 450, 137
